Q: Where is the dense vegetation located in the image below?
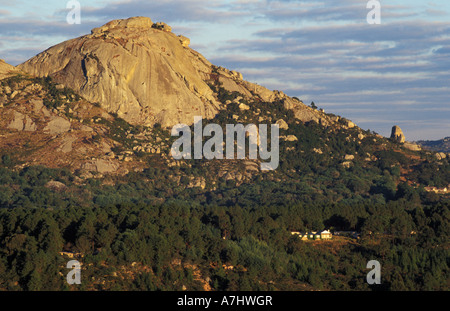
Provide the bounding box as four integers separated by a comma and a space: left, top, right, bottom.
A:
0, 77, 448, 291
0, 177, 448, 291
0, 147, 448, 290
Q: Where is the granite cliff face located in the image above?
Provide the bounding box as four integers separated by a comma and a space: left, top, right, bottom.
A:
18, 16, 331, 128
19, 17, 221, 127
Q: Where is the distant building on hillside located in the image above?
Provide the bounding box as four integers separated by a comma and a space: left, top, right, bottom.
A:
424, 186, 449, 194
320, 230, 332, 240
59, 252, 84, 259
291, 230, 332, 240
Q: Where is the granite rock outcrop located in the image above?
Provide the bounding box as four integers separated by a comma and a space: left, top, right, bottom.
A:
18, 17, 335, 128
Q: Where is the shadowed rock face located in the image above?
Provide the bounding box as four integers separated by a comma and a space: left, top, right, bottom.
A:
18, 17, 220, 127
391, 125, 406, 143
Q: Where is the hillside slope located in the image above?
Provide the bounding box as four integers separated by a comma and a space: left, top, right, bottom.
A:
416, 137, 450, 153
0, 17, 448, 292
0, 16, 447, 193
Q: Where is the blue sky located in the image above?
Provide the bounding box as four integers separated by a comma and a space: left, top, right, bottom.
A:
1, 0, 449, 140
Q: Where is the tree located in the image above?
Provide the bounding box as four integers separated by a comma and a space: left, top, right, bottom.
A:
27, 270, 43, 291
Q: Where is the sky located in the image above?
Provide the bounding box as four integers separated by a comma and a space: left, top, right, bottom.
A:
0, 0, 449, 140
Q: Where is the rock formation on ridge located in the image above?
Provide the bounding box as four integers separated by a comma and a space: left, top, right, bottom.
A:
391, 125, 406, 143
19, 17, 221, 127
18, 16, 334, 128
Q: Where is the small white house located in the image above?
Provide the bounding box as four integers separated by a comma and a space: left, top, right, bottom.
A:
320, 230, 332, 240
291, 229, 333, 240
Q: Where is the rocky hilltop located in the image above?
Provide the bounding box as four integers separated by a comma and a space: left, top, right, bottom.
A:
389, 125, 422, 151
0, 59, 20, 80
18, 16, 329, 128
0, 17, 363, 179
18, 17, 219, 127
4, 16, 445, 183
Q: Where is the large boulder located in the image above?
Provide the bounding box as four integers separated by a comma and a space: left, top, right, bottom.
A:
178, 35, 190, 47
391, 125, 406, 143
435, 152, 447, 160
7, 111, 37, 132
44, 116, 71, 135
82, 159, 119, 174
404, 142, 421, 151
276, 119, 289, 130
